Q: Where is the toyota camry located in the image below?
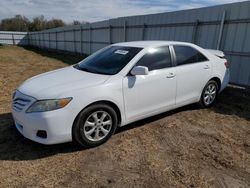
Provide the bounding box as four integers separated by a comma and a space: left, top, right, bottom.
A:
12, 41, 230, 147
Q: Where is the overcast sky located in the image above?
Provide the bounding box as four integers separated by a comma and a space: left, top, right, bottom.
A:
0, 0, 243, 23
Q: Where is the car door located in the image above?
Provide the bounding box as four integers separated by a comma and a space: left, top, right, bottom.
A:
172, 45, 212, 105
123, 46, 176, 122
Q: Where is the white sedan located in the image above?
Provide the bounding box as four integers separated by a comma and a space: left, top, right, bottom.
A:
12, 41, 230, 147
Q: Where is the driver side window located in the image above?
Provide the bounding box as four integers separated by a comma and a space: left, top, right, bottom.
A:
136, 46, 172, 71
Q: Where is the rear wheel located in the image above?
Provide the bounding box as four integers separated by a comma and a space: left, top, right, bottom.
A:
200, 80, 218, 108
72, 104, 118, 147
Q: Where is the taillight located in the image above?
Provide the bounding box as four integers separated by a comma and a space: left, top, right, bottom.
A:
224, 61, 230, 68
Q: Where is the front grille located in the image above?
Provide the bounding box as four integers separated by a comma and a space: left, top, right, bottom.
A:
13, 98, 31, 112
12, 90, 34, 112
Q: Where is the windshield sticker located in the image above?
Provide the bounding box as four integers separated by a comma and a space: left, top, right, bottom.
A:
114, 50, 129, 55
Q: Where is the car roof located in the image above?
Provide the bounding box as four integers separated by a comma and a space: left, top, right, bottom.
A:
112, 41, 194, 48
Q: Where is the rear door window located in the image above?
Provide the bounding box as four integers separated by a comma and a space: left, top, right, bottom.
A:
174, 46, 208, 66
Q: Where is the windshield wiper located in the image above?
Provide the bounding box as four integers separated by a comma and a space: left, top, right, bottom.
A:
74, 64, 110, 75
74, 64, 93, 73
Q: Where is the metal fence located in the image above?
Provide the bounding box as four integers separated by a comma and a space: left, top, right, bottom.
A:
0, 31, 28, 45
1, 1, 250, 87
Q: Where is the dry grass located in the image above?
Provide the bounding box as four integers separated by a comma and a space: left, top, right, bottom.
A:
0, 45, 249, 188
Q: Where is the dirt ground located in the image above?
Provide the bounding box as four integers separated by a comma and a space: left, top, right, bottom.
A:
0, 45, 249, 188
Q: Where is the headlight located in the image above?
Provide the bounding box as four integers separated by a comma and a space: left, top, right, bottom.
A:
26, 98, 72, 113
12, 90, 16, 99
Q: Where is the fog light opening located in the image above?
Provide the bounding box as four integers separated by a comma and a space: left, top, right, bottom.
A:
36, 130, 47, 139
17, 124, 23, 130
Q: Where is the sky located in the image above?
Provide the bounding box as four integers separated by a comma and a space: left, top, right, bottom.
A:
0, 0, 244, 23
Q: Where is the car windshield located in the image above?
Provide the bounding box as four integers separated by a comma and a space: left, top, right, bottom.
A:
74, 46, 142, 75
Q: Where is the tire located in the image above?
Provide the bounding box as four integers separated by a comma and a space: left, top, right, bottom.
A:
199, 80, 218, 108
72, 103, 118, 147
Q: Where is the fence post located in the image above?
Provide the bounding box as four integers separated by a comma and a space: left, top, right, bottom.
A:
27, 33, 30, 46
41, 31, 44, 48
43, 32, 45, 49
142, 24, 146, 40
12, 34, 15, 45
124, 20, 126, 42
89, 25, 92, 54
248, 71, 250, 87
192, 20, 199, 44
73, 29, 76, 53
39, 33, 41, 48
80, 26, 83, 54
36, 33, 41, 48
55, 31, 58, 50
48, 32, 51, 49
64, 30, 66, 51
39, 32, 42, 48
109, 24, 112, 44
217, 11, 226, 50
41, 32, 43, 48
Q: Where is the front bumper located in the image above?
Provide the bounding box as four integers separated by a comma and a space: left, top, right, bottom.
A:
12, 107, 74, 145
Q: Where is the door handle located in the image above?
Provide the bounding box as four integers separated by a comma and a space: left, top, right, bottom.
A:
204, 64, 210, 69
166, 72, 175, 78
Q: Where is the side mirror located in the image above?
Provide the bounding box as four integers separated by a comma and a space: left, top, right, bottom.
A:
130, 66, 149, 76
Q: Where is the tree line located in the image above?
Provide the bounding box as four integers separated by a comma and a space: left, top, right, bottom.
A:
0, 15, 88, 32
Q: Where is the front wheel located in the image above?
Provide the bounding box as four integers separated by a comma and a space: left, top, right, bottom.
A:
72, 104, 118, 147
199, 80, 218, 108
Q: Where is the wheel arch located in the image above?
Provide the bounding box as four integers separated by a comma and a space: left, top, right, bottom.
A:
209, 77, 221, 91
72, 100, 122, 131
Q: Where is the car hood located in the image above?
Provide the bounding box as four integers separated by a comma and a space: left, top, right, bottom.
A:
18, 66, 111, 99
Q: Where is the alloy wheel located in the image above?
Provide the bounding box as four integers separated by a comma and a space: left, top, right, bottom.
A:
203, 83, 217, 106
82, 111, 112, 142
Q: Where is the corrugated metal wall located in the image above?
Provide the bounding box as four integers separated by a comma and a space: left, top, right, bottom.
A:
1, 1, 250, 86
0, 31, 28, 45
